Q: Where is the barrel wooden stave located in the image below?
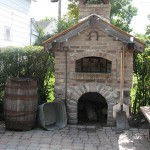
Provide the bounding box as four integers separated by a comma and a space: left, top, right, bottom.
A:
4, 77, 38, 131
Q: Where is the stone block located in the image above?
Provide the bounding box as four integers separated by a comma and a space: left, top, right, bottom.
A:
68, 113, 77, 120
68, 119, 77, 124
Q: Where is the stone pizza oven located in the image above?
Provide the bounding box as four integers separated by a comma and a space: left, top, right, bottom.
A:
43, 0, 144, 125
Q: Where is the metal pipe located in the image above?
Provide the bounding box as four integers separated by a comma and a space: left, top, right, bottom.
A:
30, 18, 32, 45
51, 0, 61, 30
63, 46, 69, 112
58, 0, 61, 21
120, 47, 125, 111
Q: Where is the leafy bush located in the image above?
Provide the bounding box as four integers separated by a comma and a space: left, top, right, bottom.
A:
131, 48, 150, 114
0, 46, 54, 107
34, 34, 53, 46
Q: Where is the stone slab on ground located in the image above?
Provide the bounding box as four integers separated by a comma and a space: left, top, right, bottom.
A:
140, 106, 150, 123
0, 121, 5, 134
0, 123, 149, 150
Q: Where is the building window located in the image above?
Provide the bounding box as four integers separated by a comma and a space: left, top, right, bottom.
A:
76, 57, 112, 73
4, 26, 11, 40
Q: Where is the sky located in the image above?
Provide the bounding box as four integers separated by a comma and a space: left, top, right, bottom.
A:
31, 0, 150, 34
130, 0, 150, 34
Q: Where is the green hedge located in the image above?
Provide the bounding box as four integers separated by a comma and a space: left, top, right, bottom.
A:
131, 48, 150, 114
0, 46, 54, 107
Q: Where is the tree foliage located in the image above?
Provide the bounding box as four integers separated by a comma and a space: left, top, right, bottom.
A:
34, 18, 56, 46
34, 26, 53, 46
67, 0, 137, 33
131, 15, 150, 114
110, 0, 137, 32
67, 1, 79, 23
40, 17, 56, 22
34, 33, 53, 46
145, 15, 150, 33
132, 48, 150, 114
56, 16, 77, 33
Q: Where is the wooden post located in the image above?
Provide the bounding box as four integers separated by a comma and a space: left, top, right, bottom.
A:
120, 47, 125, 110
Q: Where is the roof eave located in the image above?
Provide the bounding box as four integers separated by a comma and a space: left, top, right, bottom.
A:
42, 18, 89, 45
43, 14, 145, 52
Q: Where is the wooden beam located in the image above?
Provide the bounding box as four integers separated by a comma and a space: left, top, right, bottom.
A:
48, 43, 52, 49
96, 20, 144, 52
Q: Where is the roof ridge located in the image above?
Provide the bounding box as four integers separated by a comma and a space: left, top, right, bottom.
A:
79, 13, 110, 23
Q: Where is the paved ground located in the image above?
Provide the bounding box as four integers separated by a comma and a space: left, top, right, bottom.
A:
0, 123, 149, 150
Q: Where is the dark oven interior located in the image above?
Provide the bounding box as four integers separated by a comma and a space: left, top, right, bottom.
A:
78, 92, 108, 125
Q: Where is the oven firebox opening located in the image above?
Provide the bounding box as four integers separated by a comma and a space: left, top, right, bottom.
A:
78, 92, 108, 126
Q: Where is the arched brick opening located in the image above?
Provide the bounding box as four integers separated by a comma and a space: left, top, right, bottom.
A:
70, 51, 116, 66
67, 83, 119, 125
70, 51, 117, 74
78, 92, 108, 125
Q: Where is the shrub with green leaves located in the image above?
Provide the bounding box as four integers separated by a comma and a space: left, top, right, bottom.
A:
131, 48, 150, 114
0, 46, 54, 107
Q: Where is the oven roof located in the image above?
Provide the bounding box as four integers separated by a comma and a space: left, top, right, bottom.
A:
43, 14, 144, 52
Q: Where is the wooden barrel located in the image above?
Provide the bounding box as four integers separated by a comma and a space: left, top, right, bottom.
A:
4, 77, 38, 130
51, 0, 58, 2
103, 0, 109, 4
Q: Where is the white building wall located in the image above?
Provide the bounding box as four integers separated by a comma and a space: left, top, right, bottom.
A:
0, 0, 38, 47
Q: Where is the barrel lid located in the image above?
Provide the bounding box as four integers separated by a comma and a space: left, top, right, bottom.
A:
8, 77, 35, 82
